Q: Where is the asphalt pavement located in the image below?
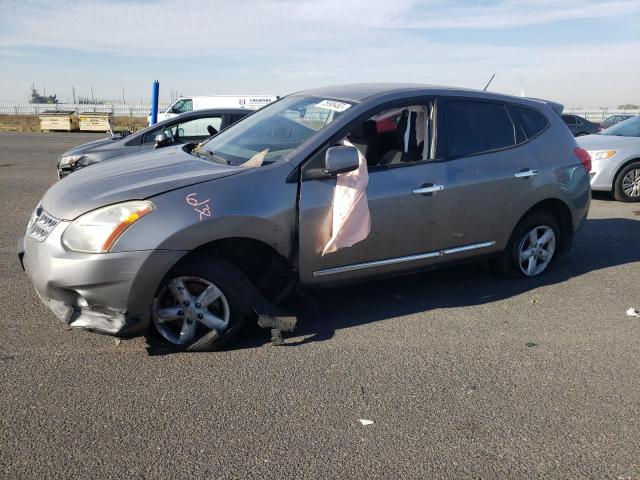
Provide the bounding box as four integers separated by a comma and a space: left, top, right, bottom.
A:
1, 132, 639, 479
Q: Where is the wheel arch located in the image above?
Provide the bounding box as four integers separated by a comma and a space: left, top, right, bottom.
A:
612, 156, 640, 188
518, 198, 574, 252
169, 236, 297, 301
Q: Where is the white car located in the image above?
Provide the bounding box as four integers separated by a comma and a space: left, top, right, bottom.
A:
577, 115, 640, 201
148, 95, 278, 125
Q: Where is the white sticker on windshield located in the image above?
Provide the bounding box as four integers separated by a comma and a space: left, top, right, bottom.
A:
315, 99, 351, 112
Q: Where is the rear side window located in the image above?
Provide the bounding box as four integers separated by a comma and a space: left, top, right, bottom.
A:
511, 106, 549, 139
444, 100, 517, 157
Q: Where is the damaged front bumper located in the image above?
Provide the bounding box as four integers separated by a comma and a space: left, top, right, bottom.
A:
36, 291, 133, 335
20, 221, 184, 337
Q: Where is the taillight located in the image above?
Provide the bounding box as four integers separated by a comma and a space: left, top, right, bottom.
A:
574, 147, 592, 173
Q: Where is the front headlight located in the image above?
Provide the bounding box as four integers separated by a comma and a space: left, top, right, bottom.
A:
587, 150, 616, 161
62, 201, 154, 253
58, 155, 84, 168
26, 202, 42, 231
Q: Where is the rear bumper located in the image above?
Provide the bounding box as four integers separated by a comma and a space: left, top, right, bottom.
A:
21, 222, 184, 336
574, 174, 591, 234
557, 165, 591, 253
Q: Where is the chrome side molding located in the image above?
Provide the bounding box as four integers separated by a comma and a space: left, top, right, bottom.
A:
313, 241, 496, 277
442, 241, 495, 255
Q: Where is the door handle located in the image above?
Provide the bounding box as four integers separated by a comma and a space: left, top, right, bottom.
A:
514, 169, 539, 178
413, 184, 444, 195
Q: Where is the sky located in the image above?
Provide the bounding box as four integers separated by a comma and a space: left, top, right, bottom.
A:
0, 0, 638, 108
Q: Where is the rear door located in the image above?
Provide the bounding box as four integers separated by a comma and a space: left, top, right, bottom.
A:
430, 97, 541, 257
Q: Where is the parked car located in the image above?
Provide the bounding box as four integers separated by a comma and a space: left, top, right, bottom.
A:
600, 114, 634, 130
57, 108, 250, 178
577, 115, 640, 201
20, 84, 591, 352
561, 114, 601, 136
149, 95, 278, 124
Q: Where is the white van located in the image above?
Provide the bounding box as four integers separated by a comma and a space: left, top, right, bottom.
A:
148, 95, 278, 125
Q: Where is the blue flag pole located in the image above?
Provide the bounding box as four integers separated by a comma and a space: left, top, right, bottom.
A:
150, 80, 160, 125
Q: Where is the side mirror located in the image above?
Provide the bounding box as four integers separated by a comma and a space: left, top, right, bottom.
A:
324, 146, 360, 176
154, 133, 168, 149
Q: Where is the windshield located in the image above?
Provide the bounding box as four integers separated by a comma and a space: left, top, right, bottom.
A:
195, 96, 354, 166
600, 115, 640, 137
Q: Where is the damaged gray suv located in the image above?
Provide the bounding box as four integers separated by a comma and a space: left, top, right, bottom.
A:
19, 83, 591, 351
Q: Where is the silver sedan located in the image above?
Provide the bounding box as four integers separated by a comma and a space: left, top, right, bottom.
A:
577, 115, 640, 201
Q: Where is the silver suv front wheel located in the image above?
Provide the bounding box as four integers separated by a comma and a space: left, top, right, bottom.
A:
152, 276, 231, 346
149, 258, 254, 352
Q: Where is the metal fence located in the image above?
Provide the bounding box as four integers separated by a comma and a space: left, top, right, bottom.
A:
0, 103, 638, 122
561, 109, 639, 122
0, 103, 169, 117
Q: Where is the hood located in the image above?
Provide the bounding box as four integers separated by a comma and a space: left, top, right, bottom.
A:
43, 146, 242, 220
577, 134, 640, 150
61, 135, 125, 156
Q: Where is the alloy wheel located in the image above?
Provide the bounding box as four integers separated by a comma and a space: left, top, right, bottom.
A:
517, 225, 556, 277
622, 168, 640, 198
152, 276, 230, 346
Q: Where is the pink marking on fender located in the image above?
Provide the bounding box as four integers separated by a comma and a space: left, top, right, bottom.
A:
185, 193, 212, 221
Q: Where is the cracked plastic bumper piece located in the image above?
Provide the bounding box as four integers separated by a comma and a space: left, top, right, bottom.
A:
257, 313, 298, 346
21, 222, 185, 336
36, 291, 131, 334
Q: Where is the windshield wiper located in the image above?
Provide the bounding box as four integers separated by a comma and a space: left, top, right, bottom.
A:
191, 148, 229, 165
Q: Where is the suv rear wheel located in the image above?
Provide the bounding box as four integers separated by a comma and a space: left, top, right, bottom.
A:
149, 257, 254, 352
613, 161, 640, 202
492, 211, 560, 278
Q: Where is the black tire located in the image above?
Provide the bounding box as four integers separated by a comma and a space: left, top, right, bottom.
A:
613, 161, 640, 202
148, 257, 255, 352
491, 210, 561, 278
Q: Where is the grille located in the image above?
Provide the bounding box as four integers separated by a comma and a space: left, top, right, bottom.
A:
28, 209, 60, 242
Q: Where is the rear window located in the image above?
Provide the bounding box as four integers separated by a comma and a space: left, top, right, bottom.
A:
511, 106, 549, 139
444, 100, 517, 157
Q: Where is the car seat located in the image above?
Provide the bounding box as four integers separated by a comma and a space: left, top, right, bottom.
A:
379, 110, 420, 165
